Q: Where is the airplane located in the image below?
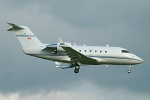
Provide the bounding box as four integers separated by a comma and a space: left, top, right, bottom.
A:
7, 23, 143, 73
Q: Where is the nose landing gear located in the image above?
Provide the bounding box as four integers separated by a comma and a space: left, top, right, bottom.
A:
127, 65, 131, 73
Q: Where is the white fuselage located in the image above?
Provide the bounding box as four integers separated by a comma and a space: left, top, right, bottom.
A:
24, 43, 143, 66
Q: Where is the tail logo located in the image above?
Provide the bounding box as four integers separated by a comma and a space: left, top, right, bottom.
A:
28, 37, 31, 40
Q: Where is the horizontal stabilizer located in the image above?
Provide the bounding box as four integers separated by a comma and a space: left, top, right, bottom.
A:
7, 23, 24, 31
7, 28, 13, 31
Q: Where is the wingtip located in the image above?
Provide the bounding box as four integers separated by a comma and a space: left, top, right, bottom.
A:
58, 37, 64, 43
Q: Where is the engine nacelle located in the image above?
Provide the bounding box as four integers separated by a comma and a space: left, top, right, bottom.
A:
57, 42, 72, 52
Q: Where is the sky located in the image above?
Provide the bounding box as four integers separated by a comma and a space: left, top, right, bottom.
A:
0, 0, 150, 100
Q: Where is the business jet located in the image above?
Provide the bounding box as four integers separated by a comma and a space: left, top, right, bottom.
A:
8, 23, 143, 73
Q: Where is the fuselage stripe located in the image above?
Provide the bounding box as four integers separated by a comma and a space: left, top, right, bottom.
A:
16, 35, 35, 37
88, 56, 142, 62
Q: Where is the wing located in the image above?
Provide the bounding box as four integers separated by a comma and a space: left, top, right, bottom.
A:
61, 46, 98, 65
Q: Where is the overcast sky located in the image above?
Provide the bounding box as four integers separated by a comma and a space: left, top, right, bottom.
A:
0, 0, 150, 100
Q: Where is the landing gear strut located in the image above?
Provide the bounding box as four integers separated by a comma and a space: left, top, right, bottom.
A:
127, 65, 131, 73
74, 64, 80, 73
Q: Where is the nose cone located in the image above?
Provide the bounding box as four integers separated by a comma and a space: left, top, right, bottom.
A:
138, 57, 144, 63
140, 58, 144, 63
133, 55, 144, 64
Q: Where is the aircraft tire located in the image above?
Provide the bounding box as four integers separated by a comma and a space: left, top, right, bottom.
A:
127, 70, 131, 73
74, 69, 79, 73
75, 66, 80, 70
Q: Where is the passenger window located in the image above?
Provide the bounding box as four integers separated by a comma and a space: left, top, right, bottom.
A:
89, 50, 92, 53
85, 50, 87, 52
79, 50, 81, 52
100, 51, 102, 53
105, 51, 107, 53
95, 50, 97, 53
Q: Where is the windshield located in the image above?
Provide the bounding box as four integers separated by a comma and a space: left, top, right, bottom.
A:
122, 50, 130, 53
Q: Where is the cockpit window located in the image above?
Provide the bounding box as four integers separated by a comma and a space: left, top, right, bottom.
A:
122, 50, 130, 53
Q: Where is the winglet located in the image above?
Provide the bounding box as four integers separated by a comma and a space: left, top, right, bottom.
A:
58, 37, 64, 43
7, 23, 24, 31
58, 37, 65, 46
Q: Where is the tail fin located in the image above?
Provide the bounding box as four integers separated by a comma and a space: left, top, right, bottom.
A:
8, 23, 43, 48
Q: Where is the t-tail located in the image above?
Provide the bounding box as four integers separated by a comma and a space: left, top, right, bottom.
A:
7, 23, 43, 48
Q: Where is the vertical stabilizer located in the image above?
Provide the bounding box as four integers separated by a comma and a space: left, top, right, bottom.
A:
8, 23, 43, 48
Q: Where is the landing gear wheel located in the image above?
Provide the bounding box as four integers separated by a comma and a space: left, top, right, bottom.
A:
74, 63, 80, 73
75, 66, 80, 70
127, 70, 131, 73
74, 69, 79, 73
127, 65, 131, 73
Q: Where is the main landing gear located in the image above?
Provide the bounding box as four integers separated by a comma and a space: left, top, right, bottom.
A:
74, 64, 80, 73
127, 65, 131, 73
